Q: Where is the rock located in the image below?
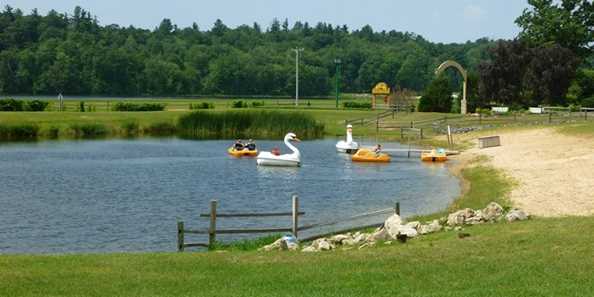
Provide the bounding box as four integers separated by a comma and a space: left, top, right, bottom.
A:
368, 227, 389, 242
384, 214, 403, 239
405, 221, 421, 230
342, 238, 356, 246
483, 202, 504, 221
397, 225, 418, 238
454, 226, 463, 231
447, 208, 474, 226
329, 234, 351, 245
506, 209, 529, 222
353, 233, 368, 244
384, 241, 392, 245
311, 238, 334, 251
259, 238, 284, 252
438, 216, 448, 226
358, 242, 376, 249
465, 210, 485, 225
301, 246, 317, 252
419, 220, 442, 235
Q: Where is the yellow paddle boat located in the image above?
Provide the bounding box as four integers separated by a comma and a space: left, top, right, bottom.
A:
351, 148, 391, 163
228, 147, 258, 157
421, 148, 448, 162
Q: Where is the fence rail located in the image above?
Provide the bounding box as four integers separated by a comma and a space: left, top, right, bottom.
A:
176, 197, 401, 252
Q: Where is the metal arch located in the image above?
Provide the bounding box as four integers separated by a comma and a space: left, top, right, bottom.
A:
435, 60, 467, 81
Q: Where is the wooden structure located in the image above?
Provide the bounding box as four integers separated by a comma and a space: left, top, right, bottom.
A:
177, 196, 304, 251
371, 82, 391, 109
435, 60, 467, 114
478, 136, 501, 149
176, 196, 404, 251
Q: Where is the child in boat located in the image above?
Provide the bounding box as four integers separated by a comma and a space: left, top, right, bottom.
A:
234, 139, 244, 150
374, 144, 382, 155
246, 139, 256, 151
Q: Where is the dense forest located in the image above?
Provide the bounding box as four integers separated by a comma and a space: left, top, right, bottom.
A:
0, 5, 493, 97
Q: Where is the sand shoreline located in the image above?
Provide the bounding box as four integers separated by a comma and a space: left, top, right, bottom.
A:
450, 128, 594, 217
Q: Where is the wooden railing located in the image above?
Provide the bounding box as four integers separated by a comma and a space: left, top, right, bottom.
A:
177, 196, 304, 251
176, 196, 401, 252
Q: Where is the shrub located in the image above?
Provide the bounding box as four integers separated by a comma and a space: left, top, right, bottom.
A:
80, 101, 85, 112
177, 110, 324, 139
120, 121, 140, 136
144, 122, 177, 136
0, 124, 39, 140
418, 75, 453, 112
47, 126, 60, 139
112, 102, 166, 111
581, 96, 594, 108
251, 101, 265, 107
0, 99, 24, 111
26, 100, 49, 112
343, 101, 372, 109
189, 102, 214, 110
231, 100, 248, 108
69, 123, 108, 138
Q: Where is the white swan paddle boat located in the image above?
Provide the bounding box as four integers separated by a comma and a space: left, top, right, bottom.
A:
335, 124, 359, 153
256, 133, 301, 167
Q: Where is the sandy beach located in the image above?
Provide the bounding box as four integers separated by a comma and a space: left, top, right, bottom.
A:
456, 128, 594, 217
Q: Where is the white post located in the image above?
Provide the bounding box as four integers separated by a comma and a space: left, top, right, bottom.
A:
293, 48, 303, 107
461, 80, 467, 114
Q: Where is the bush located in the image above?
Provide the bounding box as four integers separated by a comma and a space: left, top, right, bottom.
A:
0, 124, 39, 140
121, 121, 140, 136
26, 100, 49, 111
231, 100, 248, 108
80, 101, 86, 112
47, 126, 60, 139
69, 123, 108, 138
144, 122, 177, 136
0, 99, 49, 111
343, 101, 372, 109
581, 96, 594, 108
112, 102, 166, 111
189, 102, 214, 110
177, 110, 324, 139
0, 99, 24, 111
418, 75, 453, 112
251, 101, 265, 107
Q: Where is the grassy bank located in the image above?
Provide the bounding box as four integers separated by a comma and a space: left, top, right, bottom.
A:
2, 216, 593, 297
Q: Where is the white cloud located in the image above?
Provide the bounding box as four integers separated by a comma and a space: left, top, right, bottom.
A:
463, 4, 486, 21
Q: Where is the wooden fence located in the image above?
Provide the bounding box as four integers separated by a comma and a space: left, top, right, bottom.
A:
176, 195, 401, 252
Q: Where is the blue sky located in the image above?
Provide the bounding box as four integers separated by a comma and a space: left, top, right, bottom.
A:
4, 0, 531, 43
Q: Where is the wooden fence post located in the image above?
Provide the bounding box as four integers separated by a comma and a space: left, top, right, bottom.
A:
177, 221, 185, 252
395, 202, 400, 216
420, 128, 424, 139
208, 200, 218, 249
292, 195, 299, 238
548, 112, 552, 124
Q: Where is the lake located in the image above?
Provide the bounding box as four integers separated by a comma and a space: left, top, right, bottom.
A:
0, 138, 460, 253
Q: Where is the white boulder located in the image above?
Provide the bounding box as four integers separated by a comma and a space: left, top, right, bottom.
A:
506, 209, 529, 222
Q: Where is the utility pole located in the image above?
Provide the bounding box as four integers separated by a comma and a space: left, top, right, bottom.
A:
334, 59, 341, 109
293, 48, 304, 107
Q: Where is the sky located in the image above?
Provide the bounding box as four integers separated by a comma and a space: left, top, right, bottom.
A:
3, 0, 531, 43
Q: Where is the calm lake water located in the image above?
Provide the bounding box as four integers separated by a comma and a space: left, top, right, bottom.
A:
0, 138, 459, 253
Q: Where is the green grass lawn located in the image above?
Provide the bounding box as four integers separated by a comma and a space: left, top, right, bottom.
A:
2, 216, 593, 297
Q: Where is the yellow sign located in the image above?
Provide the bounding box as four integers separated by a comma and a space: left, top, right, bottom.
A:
372, 82, 391, 95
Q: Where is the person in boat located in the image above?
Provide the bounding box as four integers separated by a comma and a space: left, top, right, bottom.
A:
374, 144, 382, 155
271, 147, 281, 156
234, 139, 245, 151
246, 139, 256, 151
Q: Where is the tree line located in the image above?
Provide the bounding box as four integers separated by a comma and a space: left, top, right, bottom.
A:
421, 0, 593, 111
0, 5, 492, 97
